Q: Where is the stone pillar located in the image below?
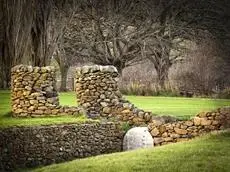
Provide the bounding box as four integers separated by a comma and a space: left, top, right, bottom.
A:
75, 65, 152, 125
11, 65, 81, 117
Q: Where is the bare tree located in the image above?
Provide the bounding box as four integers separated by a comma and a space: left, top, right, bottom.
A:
1, 0, 34, 88
64, 0, 195, 83
139, 0, 196, 88
63, 0, 158, 75
53, 1, 85, 91
171, 37, 229, 95
54, 49, 70, 92
31, 0, 75, 66
54, 40, 85, 91
142, 0, 230, 88
0, 0, 75, 88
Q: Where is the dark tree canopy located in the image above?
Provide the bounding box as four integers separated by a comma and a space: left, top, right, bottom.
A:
0, 0, 230, 89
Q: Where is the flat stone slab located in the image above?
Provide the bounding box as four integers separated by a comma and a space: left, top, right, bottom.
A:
76, 65, 118, 75
123, 127, 154, 151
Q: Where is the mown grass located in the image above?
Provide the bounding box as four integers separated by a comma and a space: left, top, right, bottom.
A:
60, 92, 230, 119
0, 90, 89, 128
32, 131, 230, 172
0, 90, 229, 127
126, 96, 230, 119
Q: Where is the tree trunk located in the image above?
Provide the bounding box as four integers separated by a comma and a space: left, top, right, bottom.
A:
148, 50, 171, 89
116, 65, 123, 77
0, 70, 5, 89
0, 74, 3, 89
59, 65, 69, 92
0, 58, 3, 89
0, 67, 11, 89
155, 66, 169, 89
113, 60, 125, 77
1, 46, 11, 89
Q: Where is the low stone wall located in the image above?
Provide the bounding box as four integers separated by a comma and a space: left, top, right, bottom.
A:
148, 107, 230, 146
11, 65, 82, 117
0, 122, 124, 171
75, 65, 152, 125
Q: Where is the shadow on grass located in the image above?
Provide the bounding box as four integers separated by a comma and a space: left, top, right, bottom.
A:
3, 111, 13, 117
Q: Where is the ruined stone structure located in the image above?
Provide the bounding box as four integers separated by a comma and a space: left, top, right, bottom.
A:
75, 65, 152, 125
11, 65, 82, 117
6, 64, 230, 171
148, 107, 230, 146
11, 64, 152, 123
10, 65, 230, 145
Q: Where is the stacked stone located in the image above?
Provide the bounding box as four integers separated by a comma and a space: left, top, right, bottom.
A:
148, 107, 230, 146
75, 65, 152, 125
11, 65, 82, 117
0, 122, 124, 171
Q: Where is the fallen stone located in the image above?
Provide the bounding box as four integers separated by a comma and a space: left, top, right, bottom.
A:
34, 110, 43, 114
170, 133, 181, 138
198, 111, 208, 118
150, 128, 160, 137
212, 120, 219, 125
121, 109, 131, 114
185, 120, 194, 127
159, 125, 166, 134
194, 117, 201, 125
162, 132, 168, 138
153, 137, 164, 145
174, 128, 187, 135
200, 118, 212, 126
164, 137, 173, 142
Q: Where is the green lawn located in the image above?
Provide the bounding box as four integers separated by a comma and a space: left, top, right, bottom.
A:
0, 90, 229, 127
59, 92, 230, 119
126, 96, 230, 119
32, 131, 230, 172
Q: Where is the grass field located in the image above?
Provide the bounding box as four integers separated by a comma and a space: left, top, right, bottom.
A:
0, 90, 229, 127
59, 92, 230, 119
126, 96, 230, 119
32, 131, 230, 172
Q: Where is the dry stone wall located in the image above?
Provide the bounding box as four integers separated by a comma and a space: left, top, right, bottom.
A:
75, 65, 152, 125
0, 122, 124, 171
11, 65, 82, 117
148, 107, 230, 146
10, 64, 230, 148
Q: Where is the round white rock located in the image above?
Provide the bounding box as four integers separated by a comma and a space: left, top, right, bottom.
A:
123, 127, 154, 151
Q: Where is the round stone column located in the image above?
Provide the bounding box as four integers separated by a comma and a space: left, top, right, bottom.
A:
75, 65, 153, 125
75, 65, 121, 119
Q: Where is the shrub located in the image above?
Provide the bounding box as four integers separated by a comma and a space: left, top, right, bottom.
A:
120, 122, 132, 133
216, 87, 230, 99
119, 81, 180, 97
